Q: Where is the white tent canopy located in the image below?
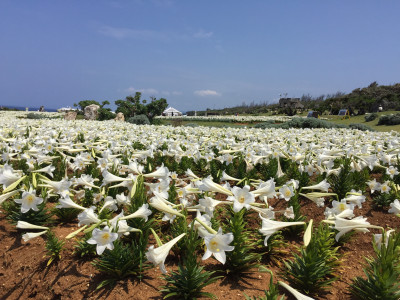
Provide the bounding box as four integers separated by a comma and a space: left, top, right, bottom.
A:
162, 107, 182, 116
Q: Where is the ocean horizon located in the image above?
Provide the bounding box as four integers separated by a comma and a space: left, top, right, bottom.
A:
0, 104, 58, 112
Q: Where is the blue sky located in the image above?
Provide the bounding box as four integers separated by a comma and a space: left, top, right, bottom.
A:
1, 1, 399, 112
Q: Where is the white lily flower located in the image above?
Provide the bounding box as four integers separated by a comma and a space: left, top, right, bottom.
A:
101, 170, 130, 186
367, 178, 381, 194
302, 179, 330, 192
14, 187, 43, 213
146, 233, 186, 273
220, 171, 240, 182
22, 230, 48, 242
259, 216, 305, 246
128, 161, 144, 175
334, 216, 382, 242
115, 192, 130, 206
379, 181, 391, 194
149, 195, 184, 217
202, 227, 234, 264
56, 195, 86, 210
185, 168, 200, 180
77, 206, 101, 226
227, 185, 255, 212
75, 174, 99, 190
198, 196, 224, 217
373, 229, 395, 250
16, 221, 49, 230
0, 164, 21, 189
99, 196, 117, 213
144, 165, 169, 179
40, 178, 71, 197
251, 178, 276, 199
31, 164, 56, 178
342, 191, 365, 208
120, 204, 152, 221
386, 166, 399, 179
0, 190, 20, 205
87, 226, 119, 255
200, 177, 233, 196
279, 185, 294, 201
388, 199, 400, 214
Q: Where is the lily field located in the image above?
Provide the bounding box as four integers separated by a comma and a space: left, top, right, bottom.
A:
1, 111, 400, 299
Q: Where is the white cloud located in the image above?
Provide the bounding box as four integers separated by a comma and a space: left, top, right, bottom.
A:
194, 90, 221, 97
172, 91, 182, 95
193, 30, 213, 39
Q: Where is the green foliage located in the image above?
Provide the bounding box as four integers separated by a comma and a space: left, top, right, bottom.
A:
26, 113, 60, 120
328, 158, 368, 199
224, 208, 262, 274
254, 118, 348, 130
284, 161, 310, 189
161, 224, 220, 300
365, 113, 378, 122
45, 230, 65, 266
5, 200, 51, 226
350, 230, 400, 300
126, 114, 150, 125
285, 117, 347, 129
92, 239, 150, 289
115, 92, 168, 123
98, 107, 115, 121
52, 207, 80, 223
378, 113, 400, 125
74, 233, 97, 258
348, 123, 374, 131
282, 223, 340, 295
372, 192, 397, 208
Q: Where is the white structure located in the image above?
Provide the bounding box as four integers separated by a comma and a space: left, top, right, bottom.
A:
162, 107, 182, 116
58, 106, 78, 112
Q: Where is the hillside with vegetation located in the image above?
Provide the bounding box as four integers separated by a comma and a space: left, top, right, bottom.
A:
188, 82, 400, 116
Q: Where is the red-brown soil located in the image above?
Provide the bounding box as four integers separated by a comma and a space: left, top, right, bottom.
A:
1, 196, 399, 300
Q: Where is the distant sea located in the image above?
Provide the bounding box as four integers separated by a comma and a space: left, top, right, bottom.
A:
0, 105, 58, 112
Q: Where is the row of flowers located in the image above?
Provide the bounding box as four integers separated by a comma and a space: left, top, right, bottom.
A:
1, 111, 400, 299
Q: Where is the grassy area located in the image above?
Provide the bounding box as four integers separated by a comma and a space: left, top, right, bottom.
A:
159, 119, 258, 128
325, 111, 400, 132
158, 111, 400, 132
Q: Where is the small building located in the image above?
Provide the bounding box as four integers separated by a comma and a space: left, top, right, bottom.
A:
162, 107, 182, 116
58, 106, 78, 112
279, 98, 304, 109
338, 109, 350, 119
307, 111, 320, 118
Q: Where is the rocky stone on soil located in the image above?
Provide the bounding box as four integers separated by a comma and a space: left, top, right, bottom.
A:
64, 111, 77, 120
84, 104, 100, 120
115, 112, 124, 121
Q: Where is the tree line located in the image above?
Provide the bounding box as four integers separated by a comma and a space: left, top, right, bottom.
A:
74, 92, 168, 123
189, 82, 400, 116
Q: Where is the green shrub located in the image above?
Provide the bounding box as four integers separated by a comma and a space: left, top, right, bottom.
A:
378, 113, 400, 125
26, 113, 60, 120
185, 123, 199, 127
126, 114, 150, 125
364, 113, 378, 122
285, 117, 346, 129
349, 123, 374, 131
98, 108, 115, 121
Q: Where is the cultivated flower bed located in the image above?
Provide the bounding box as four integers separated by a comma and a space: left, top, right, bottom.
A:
1, 112, 400, 299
